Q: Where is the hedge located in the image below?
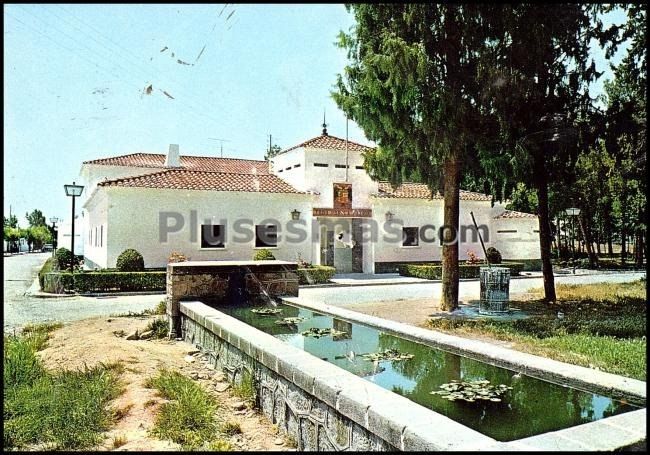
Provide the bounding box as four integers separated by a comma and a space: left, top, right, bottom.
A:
296, 266, 336, 285
398, 262, 524, 280
42, 271, 166, 293
38, 257, 56, 290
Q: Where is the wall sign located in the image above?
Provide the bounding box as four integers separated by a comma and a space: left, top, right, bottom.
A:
313, 208, 372, 218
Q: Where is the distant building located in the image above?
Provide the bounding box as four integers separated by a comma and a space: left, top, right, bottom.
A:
56, 218, 84, 256
78, 129, 540, 271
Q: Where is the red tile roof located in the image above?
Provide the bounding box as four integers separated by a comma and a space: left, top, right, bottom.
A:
375, 182, 492, 201
281, 134, 373, 154
98, 169, 304, 194
493, 210, 538, 219
83, 153, 270, 174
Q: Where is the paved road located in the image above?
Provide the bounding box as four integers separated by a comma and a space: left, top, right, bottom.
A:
298, 270, 647, 306
3, 253, 164, 332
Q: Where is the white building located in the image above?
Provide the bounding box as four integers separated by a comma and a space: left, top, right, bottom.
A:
79, 130, 540, 272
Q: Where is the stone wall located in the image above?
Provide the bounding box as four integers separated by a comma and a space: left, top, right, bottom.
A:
167, 261, 298, 337
179, 300, 496, 451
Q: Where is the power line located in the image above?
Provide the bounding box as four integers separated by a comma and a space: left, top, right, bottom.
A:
54, 5, 230, 125
10, 8, 226, 134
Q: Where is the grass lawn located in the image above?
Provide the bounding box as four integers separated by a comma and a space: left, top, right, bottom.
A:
428, 279, 647, 381
3, 323, 123, 450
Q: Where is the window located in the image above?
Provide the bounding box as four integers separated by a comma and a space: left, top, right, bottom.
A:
201, 224, 225, 248
278, 169, 283, 172
335, 164, 349, 169
100, 225, 103, 247
285, 166, 292, 171
313, 163, 328, 167
355, 165, 364, 170
402, 227, 419, 247
293, 163, 301, 168
497, 230, 518, 234
94, 227, 98, 247
255, 225, 277, 248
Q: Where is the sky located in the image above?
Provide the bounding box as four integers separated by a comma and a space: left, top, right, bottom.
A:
3, 4, 628, 227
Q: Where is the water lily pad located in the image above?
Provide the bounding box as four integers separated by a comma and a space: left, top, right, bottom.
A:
431, 379, 511, 404
274, 317, 305, 326
251, 307, 282, 315
301, 327, 347, 338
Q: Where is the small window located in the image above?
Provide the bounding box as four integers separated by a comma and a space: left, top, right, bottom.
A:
100, 225, 103, 247
94, 227, 98, 247
335, 164, 349, 169
201, 224, 225, 248
402, 227, 419, 247
255, 225, 277, 248
285, 166, 292, 171
293, 163, 301, 168
277, 169, 283, 173
533, 229, 540, 233
355, 165, 364, 170
313, 163, 328, 167
497, 230, 518, 234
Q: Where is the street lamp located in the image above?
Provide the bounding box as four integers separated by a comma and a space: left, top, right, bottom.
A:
64, 182, 84, 272
565, 208, 581, 274
49, 217, 59, 253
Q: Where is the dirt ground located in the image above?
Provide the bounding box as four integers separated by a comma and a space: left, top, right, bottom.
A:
37, 315, 292, 451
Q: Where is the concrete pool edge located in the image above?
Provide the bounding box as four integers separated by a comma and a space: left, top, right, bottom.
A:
180, 300, 646, 451
284, 297, 646, 405
179, 300, 496, 451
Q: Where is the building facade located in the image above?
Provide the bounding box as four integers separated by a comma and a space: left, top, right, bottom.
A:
79, 131, 540, 272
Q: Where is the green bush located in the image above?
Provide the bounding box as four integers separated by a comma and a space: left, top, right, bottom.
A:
296, 266, 336, 284
253, 249, 275, 260
38, 257, 56, 290
398, 262, 524, 280
54, 248, 74, 270
116, 249, 145, 272
41, 271, 166, 293
486, 247, 502, 264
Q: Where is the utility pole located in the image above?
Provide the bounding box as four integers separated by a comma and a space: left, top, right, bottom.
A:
208, 137, 230, 158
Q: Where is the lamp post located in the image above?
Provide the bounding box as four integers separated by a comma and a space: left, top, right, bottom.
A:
49, 216, 59, 254
565, 208, 581, 274
64, 182, 84, 272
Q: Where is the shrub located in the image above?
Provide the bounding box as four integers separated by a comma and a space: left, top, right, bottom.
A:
38, 257, 56, 290
253, 249, 275, 261
486, 247, 502, 264
168, 251, 188, 263
398, 262, 524, 280
54, 248, 73, 270
41, 271, 166, 293
116, 249, 145, 272
296, 266, 336, 284
466, 249, 481, 265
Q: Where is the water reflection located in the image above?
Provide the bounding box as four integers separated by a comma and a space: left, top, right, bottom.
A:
216, 302, 637, 441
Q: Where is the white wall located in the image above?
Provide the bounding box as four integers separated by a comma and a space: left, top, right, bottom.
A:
488, 218, 541, 260
83, 189, 108, 268
80, 163, 162, 204
57, 218, 84, 255
272, 147, 378, 209
100, 187, 315, 268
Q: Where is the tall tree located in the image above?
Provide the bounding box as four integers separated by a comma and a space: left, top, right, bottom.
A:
333, 4, 504, 310
26, 209, 46, 227
475, 4, 603, 302
264, 143, 282, 161
4, 214, 18, 229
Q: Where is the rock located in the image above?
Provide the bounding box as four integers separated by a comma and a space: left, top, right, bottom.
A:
213, 372, 225, 382
274, 438, 284, 446
231, 401, 246, 411
139, 330, 154, 340
214, 383, 231, 392
126, 331, 139, 340
190, 372, 199, 380
205, 363, 215, 370
186, 348, 200, 355
184, 355, 196, 363
198, 373, 208, 380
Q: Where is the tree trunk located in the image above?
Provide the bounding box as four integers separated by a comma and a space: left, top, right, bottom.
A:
535, 174, 556, 303
603, 210, 613, 255
635, 231, 643, 268
578, 210, 598, 268
440, 154, 460, 311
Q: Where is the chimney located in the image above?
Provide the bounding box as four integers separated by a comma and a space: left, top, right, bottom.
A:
165, 144, 180, 167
